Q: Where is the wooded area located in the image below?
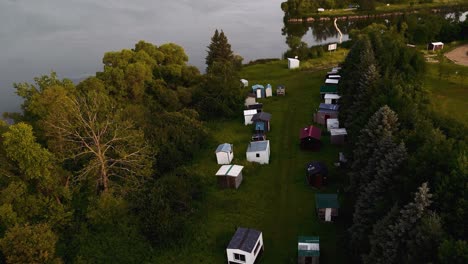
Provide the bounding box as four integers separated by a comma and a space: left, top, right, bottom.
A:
338, 24, 467, 263
0, 31, 244, 263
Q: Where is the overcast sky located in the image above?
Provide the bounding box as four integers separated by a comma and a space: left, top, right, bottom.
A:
0, 0, 288, 113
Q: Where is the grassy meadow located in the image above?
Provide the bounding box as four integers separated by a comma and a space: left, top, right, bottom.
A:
154, 59, 347, 263
424, 60, 468, 124
152, 44, 466, 263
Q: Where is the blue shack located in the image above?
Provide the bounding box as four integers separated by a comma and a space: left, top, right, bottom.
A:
252, 84, 265, 98
252, 112, 271, 133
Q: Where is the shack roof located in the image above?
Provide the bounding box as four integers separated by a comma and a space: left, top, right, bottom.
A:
244, 109, 258, 116
247, 140, 269, 152
227, 227, 262, 252
325, 78, 339, 84
431, 42, 444, 45
300, 126, 321, 140
330, 128, 347, 136
252, 112, 271, 121
288, 58, 300, 62
306, 161, 328, 175
320, 85, 337, 94
324, 94, 341, 100
215, 143, 232, 153
315, 193, 339, 209
252, 84, 264, 90
216, 165, 243, 177
298, 236, 320, 257
319, 103, 339, 111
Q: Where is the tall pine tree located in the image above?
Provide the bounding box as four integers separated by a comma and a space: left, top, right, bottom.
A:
364, 182, 432, 264
205, 29, 235, 72
349, 106, 399, 192
349, 137, 407, 255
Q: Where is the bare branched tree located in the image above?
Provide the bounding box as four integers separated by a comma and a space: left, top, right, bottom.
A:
44, 91, 151, 192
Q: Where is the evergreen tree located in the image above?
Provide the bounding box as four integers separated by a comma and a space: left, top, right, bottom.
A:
349, 106, 399, 192
364, 182, 432, 264
338, 37, 373, 124
349, 137, 407, 254
205, 29, 235, 72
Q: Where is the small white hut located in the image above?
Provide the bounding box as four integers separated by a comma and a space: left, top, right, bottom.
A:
330, 128, 347, 145
324, 94, 340, 104
244, 109, 259, 125
265, 84, 273, 97
240, 79, 249, 87
326, 118, 339, 132
215, 143, 234, 164
245, 94, 256, 107
288, 58, 300, 69
216, 164, 243, 189
246, 140, 270, 164
226, 227, 264, 264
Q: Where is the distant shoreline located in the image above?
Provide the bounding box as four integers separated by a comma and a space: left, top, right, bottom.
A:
285, 3, 467, 23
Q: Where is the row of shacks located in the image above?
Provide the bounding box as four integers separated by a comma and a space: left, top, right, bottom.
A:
219, 80, 286, 264
214, 80, 280, 191
222, 67, 345, 263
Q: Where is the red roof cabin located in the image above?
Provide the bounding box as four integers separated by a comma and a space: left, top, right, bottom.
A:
300, 126, 322, 151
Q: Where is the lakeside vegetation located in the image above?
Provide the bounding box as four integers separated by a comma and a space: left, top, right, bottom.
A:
281, 0, 467, 18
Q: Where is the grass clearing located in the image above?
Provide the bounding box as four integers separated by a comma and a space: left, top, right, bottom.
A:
154, 60, 347, 263
424, 61, 468, 124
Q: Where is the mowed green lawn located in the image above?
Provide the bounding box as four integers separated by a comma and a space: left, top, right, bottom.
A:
424, 62, 468, 124
154, 61, 346, 263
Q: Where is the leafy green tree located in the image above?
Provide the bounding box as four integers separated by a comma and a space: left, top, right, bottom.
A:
72, 193, 152, 264
0, 123, 71, 230
146, 111, 207, 173
0, 223, 61, 264
194, 60, 244, 119
130, 168, 204, 246
438, 239, 468, 264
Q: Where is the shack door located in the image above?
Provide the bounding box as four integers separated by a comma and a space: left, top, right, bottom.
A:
325, 208, 332, 222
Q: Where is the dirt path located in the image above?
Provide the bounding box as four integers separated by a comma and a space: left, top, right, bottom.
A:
445, 44, 468, 66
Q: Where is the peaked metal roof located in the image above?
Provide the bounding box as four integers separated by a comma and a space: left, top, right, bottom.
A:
319, 103, 339, 111
315, 193, 339, 209
320, 85, 338, 94
298, 236, 320, 257
216, 164, 243, 177
247, 140, 270, 152
227, 227, 262, 252
252, 112, 271, 121
300, 126, 321, 140
215, 143, 232, 153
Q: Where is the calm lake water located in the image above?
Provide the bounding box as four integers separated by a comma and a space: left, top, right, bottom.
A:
0, 0, 350, 115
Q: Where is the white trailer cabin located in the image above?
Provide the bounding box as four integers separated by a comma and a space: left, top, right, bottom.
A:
325, 78, 339, 85
227, 227, 264, 264
215, 143, 234, 164
326, 118, 339, 132
324, 94, 340, 104
288, 58, 300, 69
246, 140, 270, 164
